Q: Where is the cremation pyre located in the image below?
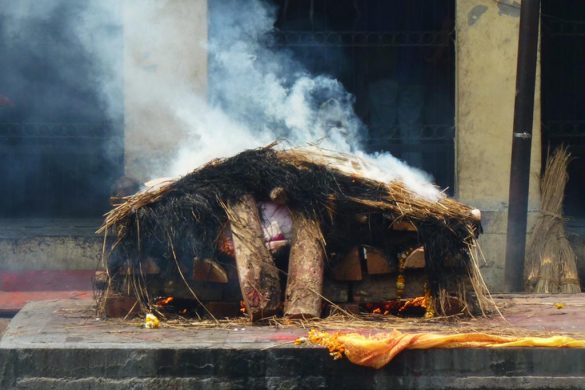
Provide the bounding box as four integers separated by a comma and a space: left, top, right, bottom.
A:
97, 146, 492, 321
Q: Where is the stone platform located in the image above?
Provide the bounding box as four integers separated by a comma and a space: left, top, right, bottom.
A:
2, 299, 585, 389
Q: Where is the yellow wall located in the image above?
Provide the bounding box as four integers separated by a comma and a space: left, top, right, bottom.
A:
123, 0, 208, 181
456, 0, 541, 290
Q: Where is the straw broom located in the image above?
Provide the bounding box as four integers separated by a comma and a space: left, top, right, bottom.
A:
526, 146, 581, 293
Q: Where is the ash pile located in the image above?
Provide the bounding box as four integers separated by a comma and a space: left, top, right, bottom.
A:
97, 146, 492, 322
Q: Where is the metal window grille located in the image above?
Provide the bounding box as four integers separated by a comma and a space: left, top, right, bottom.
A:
270, 0, 456, 191
541, 0, 585, 216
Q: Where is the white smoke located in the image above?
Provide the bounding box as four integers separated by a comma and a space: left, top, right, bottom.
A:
0, 0, 122, 121
1, 0, 442, 201
169, 0, 366, 174
168, 0, 441, 200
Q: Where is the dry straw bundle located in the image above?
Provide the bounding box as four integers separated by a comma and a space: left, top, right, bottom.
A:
526, 146, 581, 293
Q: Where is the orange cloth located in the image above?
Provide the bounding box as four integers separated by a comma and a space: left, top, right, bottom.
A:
307, 329, 585, 369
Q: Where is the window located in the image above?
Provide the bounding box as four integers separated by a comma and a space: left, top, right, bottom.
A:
273, 0, 456, 191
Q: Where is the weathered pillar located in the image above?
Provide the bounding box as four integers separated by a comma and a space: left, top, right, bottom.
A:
456, 0, 541, 291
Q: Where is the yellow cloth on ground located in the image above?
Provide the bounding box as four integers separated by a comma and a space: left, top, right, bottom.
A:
307, 329, 585, 369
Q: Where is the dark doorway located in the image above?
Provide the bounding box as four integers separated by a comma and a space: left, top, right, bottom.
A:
273, 0, 456, 192
0, 1, 124, 217
541, 1, 585, 217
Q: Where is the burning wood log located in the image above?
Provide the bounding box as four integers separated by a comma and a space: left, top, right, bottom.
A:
284, 213, 325, 318
363, 246, 393, 275
403, 247, 425, 269
223, 194, 281, 321
193, 258, 228, 283
331, 247, 363, 281
391, 221, 417, 232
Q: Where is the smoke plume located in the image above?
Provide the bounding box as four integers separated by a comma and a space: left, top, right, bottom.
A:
1, 0, 441, 201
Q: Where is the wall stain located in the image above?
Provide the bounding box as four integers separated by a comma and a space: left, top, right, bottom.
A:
497, 0, 521, 18
468, 5, 488, 26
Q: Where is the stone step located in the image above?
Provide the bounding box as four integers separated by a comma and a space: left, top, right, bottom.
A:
2, 300, 585, 389
0, 218, 102, 271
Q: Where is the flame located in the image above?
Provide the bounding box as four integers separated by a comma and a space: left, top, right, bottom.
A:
365, 297, 428, 316
398, 296, 427, 313
156, 296, 174, 306
240, 300, 247, 315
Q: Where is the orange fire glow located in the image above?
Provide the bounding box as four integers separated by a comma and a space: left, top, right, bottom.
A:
366, 296, 428, 316
156, 296, 174, 306
398, 296, 427, 313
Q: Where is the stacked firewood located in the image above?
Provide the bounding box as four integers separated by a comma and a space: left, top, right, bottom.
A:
97, 146, 490, 321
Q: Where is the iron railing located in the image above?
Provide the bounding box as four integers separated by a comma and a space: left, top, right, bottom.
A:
272, 30, 450, 47
0, 122, 117, 140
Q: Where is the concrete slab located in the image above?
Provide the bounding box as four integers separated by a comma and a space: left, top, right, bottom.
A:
2, 299, 585, 389
1, 300, 308, 350
0, 219, 102, 271
0, 318, 9, 338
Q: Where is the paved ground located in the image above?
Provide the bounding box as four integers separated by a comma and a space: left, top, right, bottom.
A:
491, 293, 585, 334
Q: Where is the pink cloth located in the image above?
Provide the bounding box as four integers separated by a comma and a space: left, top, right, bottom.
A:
219, 202, 293, 255
258, 202, 292, 243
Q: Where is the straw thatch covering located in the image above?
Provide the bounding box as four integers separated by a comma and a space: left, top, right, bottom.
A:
98, 145, 493, 318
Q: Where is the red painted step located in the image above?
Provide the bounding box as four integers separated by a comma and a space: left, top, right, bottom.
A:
0, 270, 94, 291
0, 270, 95, 315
